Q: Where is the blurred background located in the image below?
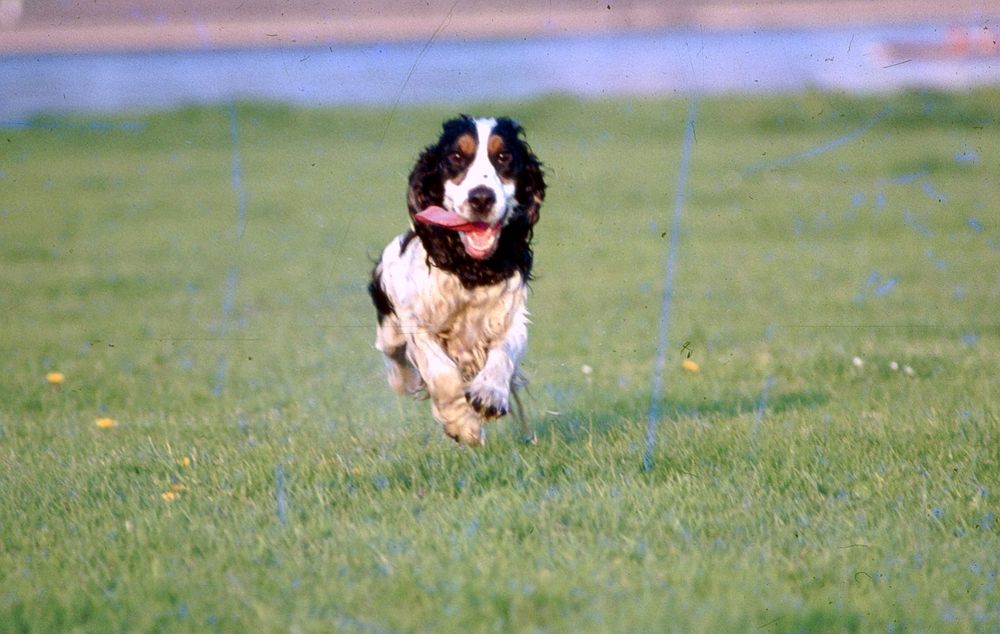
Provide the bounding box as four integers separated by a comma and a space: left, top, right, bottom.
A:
1, 0, 997, 117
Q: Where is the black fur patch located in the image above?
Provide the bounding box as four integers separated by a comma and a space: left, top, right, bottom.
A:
399, 229, 418, 254
367, 266, 394, 324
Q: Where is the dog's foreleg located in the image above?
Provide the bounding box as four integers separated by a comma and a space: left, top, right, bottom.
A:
465, 292, 528, 427
375, 317, 425, 397
405, 326, 484, 445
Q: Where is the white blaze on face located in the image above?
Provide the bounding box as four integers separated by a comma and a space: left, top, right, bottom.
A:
443, 117, 515, 225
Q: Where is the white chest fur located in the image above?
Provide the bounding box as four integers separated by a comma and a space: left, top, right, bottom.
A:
380, 235, 526, 380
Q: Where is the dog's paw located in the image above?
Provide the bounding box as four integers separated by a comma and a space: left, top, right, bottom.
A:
385, 358, 425, 397
444, 420, 485, 446
465, 380, 509, 419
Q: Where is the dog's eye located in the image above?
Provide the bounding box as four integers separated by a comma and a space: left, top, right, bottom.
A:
495, 151, 512, 165
447, 152, 464, 165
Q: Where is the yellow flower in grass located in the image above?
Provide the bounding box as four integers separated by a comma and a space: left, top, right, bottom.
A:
46, 372, 65, 386
162, 481, 188, 501
681, 358, 700, 373
95, 417, 117, 429
177, 457, 192, 468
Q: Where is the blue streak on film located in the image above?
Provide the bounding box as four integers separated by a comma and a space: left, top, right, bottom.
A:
211, 358, 229, 398
220, 265, 239, 323
921, 180, 946, 203
227, 102, 248, 239
0, 119, 145, 132
275, 464, 288, 526
874, 277, 897, 297
212, 265, 240, 397
755, 375, 777, 423
754, 324, 777, 425
213, 101, 250, 397
644, 97, 698, 473
954, 149, 979, 164
903, 209, 933, 237
891, 169, 928, 185
743, 105, 891, 175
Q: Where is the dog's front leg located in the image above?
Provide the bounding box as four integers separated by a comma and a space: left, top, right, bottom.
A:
465, 297, 528, 422
405, 327, 484, 445
374, 315, 426, 397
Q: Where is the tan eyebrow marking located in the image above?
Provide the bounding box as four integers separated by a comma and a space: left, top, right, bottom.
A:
487, 134, 505, 156
456, 133, 477, 156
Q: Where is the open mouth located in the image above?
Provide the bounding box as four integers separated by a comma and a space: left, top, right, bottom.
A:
414, 205, 502, 260
457, 223, 501, 259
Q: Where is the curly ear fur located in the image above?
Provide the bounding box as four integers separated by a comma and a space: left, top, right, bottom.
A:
492, 117, 545, 227
518, 144, 545, 226
407, 145, 444, 219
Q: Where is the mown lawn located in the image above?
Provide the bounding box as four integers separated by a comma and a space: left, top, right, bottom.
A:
1, 91, 997, 632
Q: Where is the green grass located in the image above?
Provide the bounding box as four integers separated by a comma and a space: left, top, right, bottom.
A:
1, 90, 998, 632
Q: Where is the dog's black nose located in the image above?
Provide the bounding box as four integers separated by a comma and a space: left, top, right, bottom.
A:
467, 186, 496, 215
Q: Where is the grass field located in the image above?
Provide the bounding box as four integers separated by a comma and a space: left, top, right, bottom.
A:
1, 90, 998, 632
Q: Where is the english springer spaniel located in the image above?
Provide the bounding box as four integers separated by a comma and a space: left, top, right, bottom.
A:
368, 116, 546, 445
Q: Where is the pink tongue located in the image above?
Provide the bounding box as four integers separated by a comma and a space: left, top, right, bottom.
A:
414, 206, 491, 233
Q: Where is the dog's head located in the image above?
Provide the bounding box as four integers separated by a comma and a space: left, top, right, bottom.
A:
407, 116, 545, 267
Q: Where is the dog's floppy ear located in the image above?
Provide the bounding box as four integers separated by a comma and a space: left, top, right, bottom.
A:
495, 117, 546, 226
407, 144, 443, 219
408, 116, 473, 219
518, 143, 546, 226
